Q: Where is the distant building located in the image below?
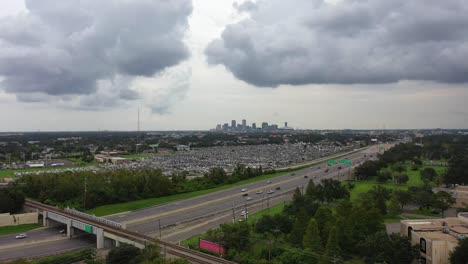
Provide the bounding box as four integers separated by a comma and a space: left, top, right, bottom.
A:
176, 145, 190, 151
271, 124, 278, 130
252, 123, 256, 129
222, 123, 229, 130
231, 120, 236, 128
242, 119, 247, 128
400, 213, 468, 264
284, 122, 288, 128
94, 155, 129, 164
216, 124, 222, 131
262, 122, 269, 129
26, 161, 45, 168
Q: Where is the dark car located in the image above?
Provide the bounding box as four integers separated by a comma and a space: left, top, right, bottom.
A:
242, 193, 248, 197
304, 175, 308, 178
338, 166, 342, 170
325, 169, 329, 172
275, 187, 281, 190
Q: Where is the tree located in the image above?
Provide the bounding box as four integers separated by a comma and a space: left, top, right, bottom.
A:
290, 209, 309, 246
277, 251, 308, 264
377, 170, 392, 183
395, 173, 409, 185
354, 160, 381, 180
433, 191, 455, 216
366, 186, 391, 215
314, 206, 335, 244
393, 190, 412, 210
218, 221, 251, 251
389, 193, 402, 215
393, 164, 406, 173
303, 218, 322, 253
321, 179, 350, 202
106, 244, 141, 264
420, 168, 438, 182
359, 231, 415, 264
449, 238, 468, 264
320, 227, 342, 264
0, 187, 25, 214
445, 155, 468, 185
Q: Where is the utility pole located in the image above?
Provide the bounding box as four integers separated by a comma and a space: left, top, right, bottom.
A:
83, 176, 87, 209
158, 219, 162, 239
232, 206, 236, 223
244, 203, 248, 220
267, 196, 270, 212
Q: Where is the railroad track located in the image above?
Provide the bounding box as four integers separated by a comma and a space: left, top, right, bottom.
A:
25, 200, 235, 264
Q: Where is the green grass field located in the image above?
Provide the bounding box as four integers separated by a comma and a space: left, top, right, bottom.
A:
349, 181, 408, 201
0, 162, 98, 180
403, 165, 446, 186
0, 223, 42, 236
349, 164, 447, 201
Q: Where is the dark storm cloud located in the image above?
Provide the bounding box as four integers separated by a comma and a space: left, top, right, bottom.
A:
206, 0, 468, 87
0, 0, 192, 100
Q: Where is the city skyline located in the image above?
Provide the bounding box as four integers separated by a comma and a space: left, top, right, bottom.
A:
0, 0, 467, 132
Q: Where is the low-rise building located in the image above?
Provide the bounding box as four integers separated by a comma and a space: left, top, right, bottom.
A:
400, 213, 468, 264
176, 145, 190, 151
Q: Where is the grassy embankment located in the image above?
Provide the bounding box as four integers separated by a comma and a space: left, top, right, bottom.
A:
86, 167, 307, 216
0, 223, 42, 236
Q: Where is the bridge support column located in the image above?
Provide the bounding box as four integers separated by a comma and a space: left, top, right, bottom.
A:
96, 228, 104, 249
66, 219, 74, 238
115, 240, 121, 247
42, 211, 48, 227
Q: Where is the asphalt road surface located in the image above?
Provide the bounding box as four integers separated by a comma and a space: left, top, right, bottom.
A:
0, 226, 65, 247
108, 145, 386, 236
0, 236, 95, 262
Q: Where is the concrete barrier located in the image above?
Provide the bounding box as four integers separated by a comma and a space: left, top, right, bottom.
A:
0, 212, 38, 227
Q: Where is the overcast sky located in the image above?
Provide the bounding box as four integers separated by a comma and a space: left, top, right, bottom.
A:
1, 0, 467, 131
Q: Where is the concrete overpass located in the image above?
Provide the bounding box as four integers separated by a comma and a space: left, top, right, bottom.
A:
25, 200, 234, 264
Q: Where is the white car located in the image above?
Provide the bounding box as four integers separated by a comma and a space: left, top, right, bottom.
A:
241, 188, 248, 192
15, 233, 27, 239
266, 180, 272, 184
256, 190, 264, 194
267, 190, 275, 194
246, 196, 252, 201
240, 210, 248, 216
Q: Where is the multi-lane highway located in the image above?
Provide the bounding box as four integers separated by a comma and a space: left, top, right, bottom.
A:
107, 145, 385, 237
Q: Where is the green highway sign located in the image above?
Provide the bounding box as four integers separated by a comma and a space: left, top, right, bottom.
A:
328, 160, 336, 165
85, 225, 93, 233
339, 159, 346, 163
346, 161, 352, 165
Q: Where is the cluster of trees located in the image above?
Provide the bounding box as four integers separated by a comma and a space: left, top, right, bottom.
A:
106, 244, 189, 264
354, 137, 468, 186
205, 179, 417, 264
0, 186, 25, 214
15, 164, 268, 210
